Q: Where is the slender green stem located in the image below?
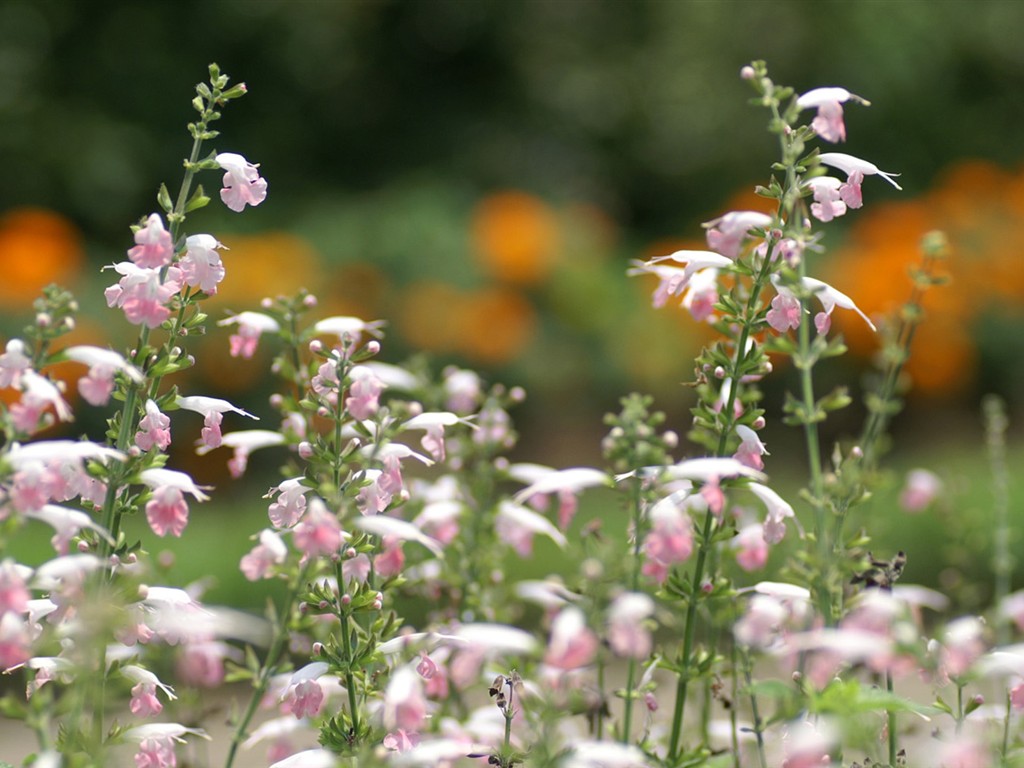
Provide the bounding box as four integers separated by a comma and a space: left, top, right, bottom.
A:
339, 609, 362, 737
984, 395, 1011, 645
886, 670, 897, 767
225, 563, 311, 768
621, 477, 645, 743
742, 648, 768, 768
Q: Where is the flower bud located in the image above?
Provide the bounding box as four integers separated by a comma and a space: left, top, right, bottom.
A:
365, 340, 381, 356
261, 297, 273, 309
752, 416, 766, 430
309, 339, 323, 354
303, 294, 318, 307
298, 441, 314, 459
740, 65, 756, 80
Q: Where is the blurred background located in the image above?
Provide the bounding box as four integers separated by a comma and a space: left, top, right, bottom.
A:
2, 0, 1023, 603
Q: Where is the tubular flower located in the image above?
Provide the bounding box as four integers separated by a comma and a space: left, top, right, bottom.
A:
218, 311, 281, 359
704, 211, 773, 259
180, 234, 227, 294
797, 87, 869, 143
215, 152, 268, 212
128, 213, 174, 269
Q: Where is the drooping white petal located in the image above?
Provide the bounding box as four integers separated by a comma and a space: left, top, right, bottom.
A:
353, 515, 444, 557
64, 346, 144, 382
138, 468, 211, 501
818, 152, 902, 190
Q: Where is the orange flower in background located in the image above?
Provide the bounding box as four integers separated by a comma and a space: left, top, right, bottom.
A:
205, 232, 321, 309
471, 191, 559, 285
396, 281, 536, 365
825, 159, 1024, 396
0, 208, 84, 307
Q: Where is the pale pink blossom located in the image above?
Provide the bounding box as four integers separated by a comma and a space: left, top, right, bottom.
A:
900, 468, 942, 513
0, 339, 31, 389
818, 152, 902, 190
681, 267, 719, 322
176, 394, 258, 449
218, 311, 281, 359
10, 371, 73, 432
0, 612, 31, 669
374, 535, 405, 579
145, 486, 190, 538
280, 662, 328, 719
342, 553, 371, 584
607, 592, 655, 659
312, 316, 386, 347
240, 529, 288, 581
629, 251, 733, 308
383, 729, 420, 753
781, 719, 836, 768
24, 504, 114, 554
345, 365, 384, 420
265, 478, 310, 528
748, 482, 796, 544
124, 665, 177, 717
216, 152, 267, 212
704, 211, 773, 259
269, 748, 338, 768
733, 523, 769, 572
803, 276, 876, 332
510, 466, 608, 530
64, 345, 143, 406
766, 290, 803, 333
734, 594, 788, 649
0, 560, 30, 616
797, 87, 868, 143
128, 213, 174, 268
136, 399, 172, 452
734, 425, 768, 470
180, 234, 227, 294
383, 666, 428, 732
806, 176, 847, 222
124, 724, 208, 768
353, 514, 444, 558
104, 262, 182, 328
178, 640, 235, 687
404, 412, 469, 462
941, 616, 987, 679
545, 606, 598, 670
495, 500, 567, 557
641, 493, 694, 584
413, 500, 463, 545
443, 367, 482, 413
196, 428, 286, 478
292, 498, 344, 561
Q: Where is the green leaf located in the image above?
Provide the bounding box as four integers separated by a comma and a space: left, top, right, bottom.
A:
184, 184, 210, 213
157, 183, 173, 213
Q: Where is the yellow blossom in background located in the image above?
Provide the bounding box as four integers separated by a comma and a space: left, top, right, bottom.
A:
471, 191, 559, 285
825, 159, 1024, 396
0, 208, 84, 306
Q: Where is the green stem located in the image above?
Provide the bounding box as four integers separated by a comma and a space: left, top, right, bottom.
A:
339, 609, 362, 738
886, 670, 897, 767
621, 477, 645, 743
225, 563, 311, 768
742, 648, 768, 768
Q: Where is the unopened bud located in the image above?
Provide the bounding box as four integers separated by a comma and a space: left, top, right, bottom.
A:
36, 313, 51, 327
752, 416, 766, 430
740, 65, 756, 80
851, 446, 863, 459
309, 339, 323, 354
77, 540, 90, 553
298, 441, 314, 459
63, 317, 75, 331
318, 600, 329, 610
303, 293, 318, 307
365, 340, 381, 355
341, 594, 351, 606
312, 642, 324, 655
509, 386, 526, 403
260, 297, 273, 309
714, 366, 726, 379
701, 581, 713, 594
663, 430, 679, 449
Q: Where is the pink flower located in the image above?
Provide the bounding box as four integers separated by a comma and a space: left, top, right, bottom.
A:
404, 412, 467, 462
216, 152, 268, 212
495, 500, 567, 557
128, 213, 174, 268
443, 368, 482, 413
345, 366, 384, 420
734, 594, 788, 648
749, 482, 796, 545
383, 729, 420, 753
266, 478, 310, 528
383, 666, 428, 732
704, 211, 773, 259
806, 176, 847, 222
899, 468, 942, 512
180, 234, 227, 294
607, 592, 655, 659
240, 529, 288, 581
940, 616, 986, 679
797, 87, 868, 143
628, 251, 733, 308
104, 262, 182, 328
145, 486, 190, 538
10, 371, 73, 433
766, 290, 803, 333
136, 399, 172, 452
0, 560, 30, 616
545, 606, 598, 670
178, 640, 233, 687
196, 429, 286, 478
510, 466, 608, 531
292, 498, 343, 561
818, 152, 902, 191
733, 523, 769, 572
124, 665, 176, 717
374, 536, 405, 579
0, 339, 31, 389
133, 736, 177, 768
0, 613, 31, 669
312, 316, 386, 347
641, 493, 694, 584
217, 311, 281, 359
65, 346, 142, 407
734, 425, 768, 470
280, 663, 328, 719
177, 395, 258, 449
25, 503, 113, 554
681, 267, 719, 322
